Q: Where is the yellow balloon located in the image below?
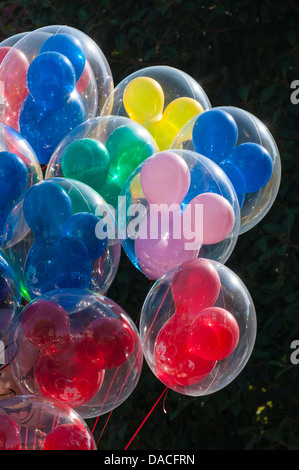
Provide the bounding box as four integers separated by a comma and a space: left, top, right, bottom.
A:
162, 97, 204, 131
123, 76, 164, 125
147, 118, 179, 151
130, 173, 145, 200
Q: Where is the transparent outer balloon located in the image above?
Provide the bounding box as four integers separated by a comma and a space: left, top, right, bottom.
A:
120, 149, 240, 280
102, 65, 211, 151
0, 249, 21, 339
0, 123, 43, 242
139, 259, 256, 396
0, 25, 114, 164
8, 289, 143, 419
172, 106, 281, 234
1, 177, 120, 302
46, 115, 159, 208
0, 395, 97, 450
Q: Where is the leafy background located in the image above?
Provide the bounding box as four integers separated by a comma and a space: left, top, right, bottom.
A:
0, 0, 298, 450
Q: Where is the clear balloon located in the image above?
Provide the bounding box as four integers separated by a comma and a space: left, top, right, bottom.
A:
0, 123, 43, 242
172, 106, 281, 233
46, 116, 158, 208
1, 178, 120, 302
8, 289, 142, 418
120, 149, 240, 280
103, 65, 211, 151
140, 258, 256, 395
0, 395, 96, 450
0, 25, 114, 164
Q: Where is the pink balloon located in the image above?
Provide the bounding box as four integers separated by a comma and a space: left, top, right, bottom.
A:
140, 151, 191, 205
135, 206, 200, 279
188, 193, 235, 244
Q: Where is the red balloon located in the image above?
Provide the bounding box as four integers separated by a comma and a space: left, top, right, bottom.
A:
76, 61, 92, 94
189, 307, 240, 361
0, 46, 29, 107
0, 413, 22, 450
42, 423, 96, 450
34, 338, 105, 407
81, 317, 136, 369
154, 315, 215, 386
171, 259, 221, 320
21, 300, 71, 353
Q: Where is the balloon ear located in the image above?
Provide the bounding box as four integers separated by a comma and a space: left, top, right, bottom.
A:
192, 109, 238, 164
226, 142, 273, 193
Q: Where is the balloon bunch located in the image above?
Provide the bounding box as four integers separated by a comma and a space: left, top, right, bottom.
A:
0, 24, 281, 449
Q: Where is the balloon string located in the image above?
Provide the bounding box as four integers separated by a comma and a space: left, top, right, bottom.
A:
123, 386, 169, 450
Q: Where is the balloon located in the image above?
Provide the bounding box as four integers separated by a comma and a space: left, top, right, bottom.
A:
21, 299, 71, 352
0, 395, 96, 450
154, 315, 216, 386
8, 290, 142, 418
34, 339, 105, 407
80, 317, 136, 369
39, 32, 86, 82
140, 259, 257, 395
188, 192, 235, 245
171, 258, 221, 318
2, 178, 120, 301
0, 413, 21, 450
61, 138, 110, 193
123, 76, 164, 125
19, 91, 86, 164
189, 307, 240, 361
42, 423, 95, 451
140, 150, 191, 206
0, 46, 29, 109
26, 51, 76, 110
226, 142, 273, 193
192, 109, 238, 163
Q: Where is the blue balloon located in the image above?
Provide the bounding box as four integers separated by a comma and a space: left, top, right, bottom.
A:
27, 51, 76, 110
39, 33, 86, 82
192, 109, 238, 164
23, 180, 73, 237
219, 160, 246, 207
19, 91, 86, 164
226, 142, 273, 193
59, 212, 108, 263
0, 151, 28, 239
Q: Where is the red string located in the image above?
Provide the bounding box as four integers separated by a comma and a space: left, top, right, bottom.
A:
124, 386, 169, 450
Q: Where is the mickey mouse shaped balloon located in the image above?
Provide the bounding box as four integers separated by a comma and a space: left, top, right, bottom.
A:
120, 149, 240, 280
172, 107, 281, 233
140, 258, 256, 395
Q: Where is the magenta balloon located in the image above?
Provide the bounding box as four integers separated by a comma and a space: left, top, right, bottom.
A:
135, 206, 200, 279
188, 193, 235, 245
140, 151, 191, 205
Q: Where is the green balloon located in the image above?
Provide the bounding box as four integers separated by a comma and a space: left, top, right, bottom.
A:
61, 138, 110, 194
105, 124, 156, 188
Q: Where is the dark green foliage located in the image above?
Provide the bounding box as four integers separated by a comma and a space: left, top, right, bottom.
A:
1, 0, 298, 450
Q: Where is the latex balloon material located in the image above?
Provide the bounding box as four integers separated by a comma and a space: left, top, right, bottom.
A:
140, 151, 190, 205
188, 192, 235, 245
226, 142, 273, 193
123, 76, 164, 125
154, 315, 216, 386
34, 338, 105, 407
61, 138, 110, 193
189, 307, 240, 361
192, 109, 238, 163
42, 423, 96, 450
27, 52, 76, 110
0, 413, 22, 450
81, 317, 136, 369
0, 46, 29, 111
171, 258, 221, 318
21, 299, 71, 352
39, 33, 86, 82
